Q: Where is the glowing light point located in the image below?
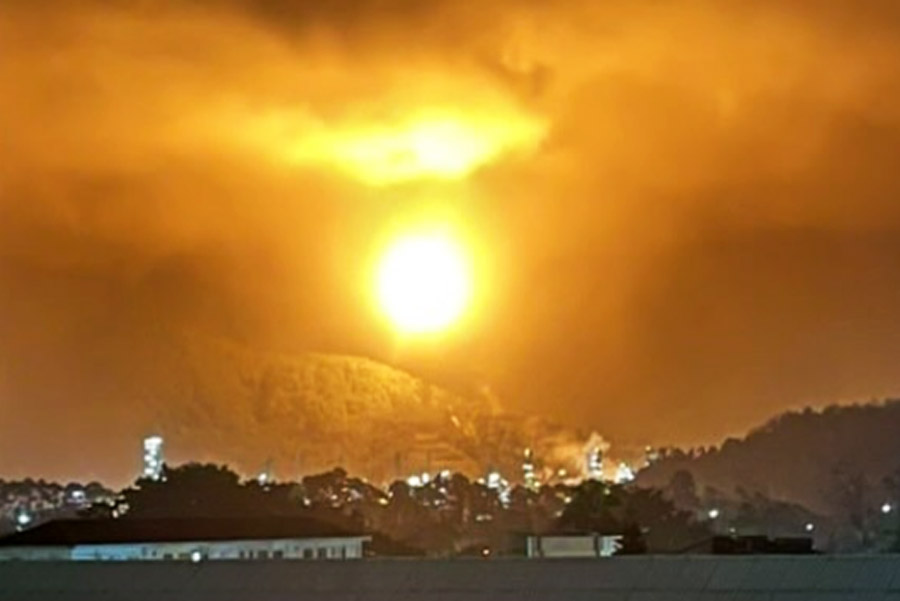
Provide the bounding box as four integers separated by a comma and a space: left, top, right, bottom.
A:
708, 508, 720, 520
15, 511, 32, 528
587, 447, 604, 480
142, 435, 164, 481
523, 448, 538, 491
376, 232, 472, 335
882, 502, 893, 515
614, 462, 635, 484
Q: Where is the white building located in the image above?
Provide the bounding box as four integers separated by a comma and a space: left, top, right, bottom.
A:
526, 534, 622, 558
0, 518, 370, 562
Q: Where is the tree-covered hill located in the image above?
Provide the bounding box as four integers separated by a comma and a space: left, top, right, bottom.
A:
128, 331, 587, 483
637, 400, 900, 516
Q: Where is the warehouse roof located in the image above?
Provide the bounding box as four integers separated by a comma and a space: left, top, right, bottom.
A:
0, 517, 366, 547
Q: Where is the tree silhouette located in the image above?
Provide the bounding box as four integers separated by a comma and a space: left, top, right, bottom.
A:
122, 463, 273, 519
616, 522, 648, 555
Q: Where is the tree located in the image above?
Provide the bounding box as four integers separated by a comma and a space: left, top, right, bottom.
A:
557, 480, 621, 533
665, 470, 700, 512
616, 522, 648, 555
121, 463, 271, 519
882, 466, 900, 551
618, 487, 711, 552
828, 467, 874, 550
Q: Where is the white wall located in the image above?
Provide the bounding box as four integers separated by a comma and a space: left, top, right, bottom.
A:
0, 546, 71, 561
526, 535, 622, 558
1, 537, 369, 562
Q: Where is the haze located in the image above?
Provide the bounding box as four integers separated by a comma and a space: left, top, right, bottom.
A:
4, 0, 900, 483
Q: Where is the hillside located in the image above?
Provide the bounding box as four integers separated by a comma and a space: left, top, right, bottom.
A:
637, 401, 900, 515
124, 331, 588, 483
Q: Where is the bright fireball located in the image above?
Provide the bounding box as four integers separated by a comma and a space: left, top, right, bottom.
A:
376, 232, 472, 335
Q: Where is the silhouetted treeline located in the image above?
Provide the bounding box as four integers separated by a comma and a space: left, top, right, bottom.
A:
637, 400, 900, 551
135, 333, 587, 485
0, 479, 114, 535
70, 462, 848, 556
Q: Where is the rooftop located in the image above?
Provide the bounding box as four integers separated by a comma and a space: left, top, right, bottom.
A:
0, 517, 366, 547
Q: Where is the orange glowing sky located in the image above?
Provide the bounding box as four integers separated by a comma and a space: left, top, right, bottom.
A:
4, 0, 900, 482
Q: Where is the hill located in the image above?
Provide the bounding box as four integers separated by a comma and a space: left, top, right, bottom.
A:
637, 401, 900, 516
125, 331, 588, 483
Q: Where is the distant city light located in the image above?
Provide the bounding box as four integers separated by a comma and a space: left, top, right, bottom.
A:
142, 435, 164, 481
523, 448, 538, 491
708, 508, 720, 520
587, 447, 603, 480
805, 522, 815, 532
644, 446, 660, 467
614, 463, 635, 484
882, 502, 893, 515
485, 470, 511, 506
15, 511, 32, 527
190, 551, 202, 563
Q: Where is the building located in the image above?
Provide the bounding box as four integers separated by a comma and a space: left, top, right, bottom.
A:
142, 436, 164, 481
0, 517, 370, 562
525, 534, 622, 558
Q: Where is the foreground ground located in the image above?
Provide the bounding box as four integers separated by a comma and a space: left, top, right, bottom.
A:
2, 555, 900, 600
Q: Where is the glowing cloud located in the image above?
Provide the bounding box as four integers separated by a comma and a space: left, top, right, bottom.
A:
247, 107, 544, 185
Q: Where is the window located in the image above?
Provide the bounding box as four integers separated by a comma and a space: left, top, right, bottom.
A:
163, 553, 173, 560
303, 548, 314, 560
257, 550, 269, 560
273, 550, 284, 559
316, 548, 327, 560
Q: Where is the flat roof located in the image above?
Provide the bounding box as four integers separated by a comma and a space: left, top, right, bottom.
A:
0, 518, 367, 547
